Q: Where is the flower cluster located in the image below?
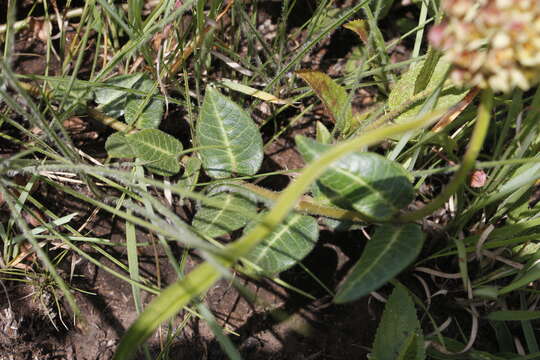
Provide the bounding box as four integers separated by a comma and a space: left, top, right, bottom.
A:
429, 0, 540, 93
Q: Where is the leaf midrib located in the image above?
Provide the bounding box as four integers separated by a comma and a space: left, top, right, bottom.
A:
198, 194, 234, 234
340, 226, 404, 294
303, 143, 401, 214
251, 214, 303, 265
208, 92, 238, 172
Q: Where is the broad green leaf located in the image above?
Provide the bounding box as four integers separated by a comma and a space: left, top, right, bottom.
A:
487, 311, 540, 322
296, 136, 413, 221
196, 86, 263, 179
397, 332, 425, 360
94, 73, 144, 118
388, 59, 466, 123
243, 213, 318, 275
192, 192, 257, 238
124, 77, 164, 129
372, 284, 424, 360
127, 129, 183, 176
105, 132, 136, 158
297, 70, 352, 135
334, 224, 424, 303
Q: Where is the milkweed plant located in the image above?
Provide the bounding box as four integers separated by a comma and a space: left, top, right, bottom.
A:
3, 0, 540, 359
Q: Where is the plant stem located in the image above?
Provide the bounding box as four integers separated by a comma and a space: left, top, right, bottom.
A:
241, 182, 370, 223
398, 88, 493, 223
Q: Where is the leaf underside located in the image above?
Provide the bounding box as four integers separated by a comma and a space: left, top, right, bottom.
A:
105, 129, 183, 176
128, 129, 183, 176
196, 86, 263, 179
94, 73, 144, 118
192, 192, 258, 238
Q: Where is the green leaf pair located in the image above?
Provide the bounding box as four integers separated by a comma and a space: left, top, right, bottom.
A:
297, 136, 424, 302
192, 190, 318, 276
193, 87, 317, 275
99, 73, 180, 175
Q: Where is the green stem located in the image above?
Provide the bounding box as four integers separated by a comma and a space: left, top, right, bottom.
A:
398, 88, 493, 223
241, 182, 370, 223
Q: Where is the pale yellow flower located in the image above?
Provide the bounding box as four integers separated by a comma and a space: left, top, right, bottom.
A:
430, 0, 540, 92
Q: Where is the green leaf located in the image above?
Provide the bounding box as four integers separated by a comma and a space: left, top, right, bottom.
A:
388, 59, 466, 123
192, 192, 258, 238
296, 136, 414, 221
372, 284, 424, 360
105, 132, 136, 158
297, 70, 353, 135
196, 86, 263, 179
316, 121, 332, 144
243, 213, 319, 275
334, 224, 424, 303
124, 76, 164, 129
127, 129, 183, 176
487, 311, 540, 322
49, 78, 93, 113
397, 332, 425, 360
94, 73, 144, 118
499, 262, 540, 295
414, 48, 441, 94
